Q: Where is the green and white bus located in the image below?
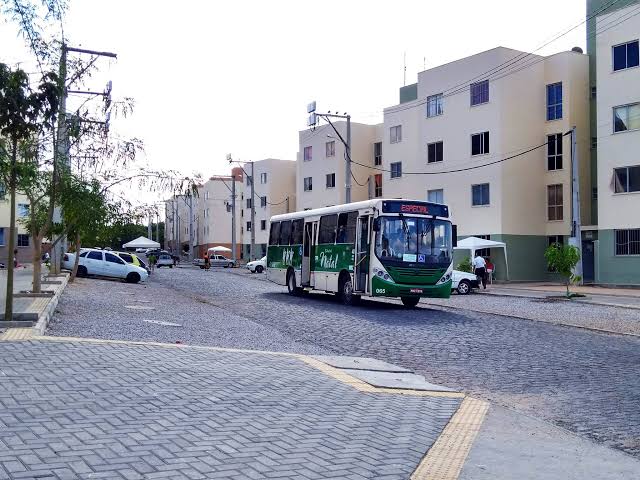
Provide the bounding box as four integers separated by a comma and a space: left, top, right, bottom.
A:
266, 199, 455, 307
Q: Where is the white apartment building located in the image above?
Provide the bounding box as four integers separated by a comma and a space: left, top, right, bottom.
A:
195, 172, 243, 259
0, 190, 35, 264
297, 122, 382, 211
594, 2, 640, 284
381, 46, 590, 281
241, 159, 296, 259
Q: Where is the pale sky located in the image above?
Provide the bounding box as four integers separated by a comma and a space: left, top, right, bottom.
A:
1, 0, 587, 204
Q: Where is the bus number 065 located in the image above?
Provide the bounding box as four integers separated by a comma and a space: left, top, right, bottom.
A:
375, 288, 386, 294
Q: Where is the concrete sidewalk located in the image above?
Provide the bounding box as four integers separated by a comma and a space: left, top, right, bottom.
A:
0, 334, 637, 479
484, 282, 640, 309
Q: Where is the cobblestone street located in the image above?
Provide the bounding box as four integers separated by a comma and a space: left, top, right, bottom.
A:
48, 267, 640, 459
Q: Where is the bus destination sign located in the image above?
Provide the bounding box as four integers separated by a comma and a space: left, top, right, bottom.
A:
381, 200, 449, 218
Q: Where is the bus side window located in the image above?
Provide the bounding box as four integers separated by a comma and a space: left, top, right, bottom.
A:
269, 222, 280, 245
319, 215, 337, 244
279, 220, 292, 246
337, 212, 358, 244
291, 219, 303, 245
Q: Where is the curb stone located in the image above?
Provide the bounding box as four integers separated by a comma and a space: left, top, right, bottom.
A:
33, 272, 70, 336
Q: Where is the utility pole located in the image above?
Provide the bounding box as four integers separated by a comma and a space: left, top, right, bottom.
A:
231, 179, 237, 263
570, 126, 583, 283
51, 44, 117, 273
250, 162, 256, 261
346, 114, 351, 204
147, 213, 152, 239
306, 102, 352, 203
285, 196, 290, 214
188, 194, 194, 261
156, 212, 160, 243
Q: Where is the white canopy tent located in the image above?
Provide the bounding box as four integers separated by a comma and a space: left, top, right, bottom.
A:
208, 246, 232, 253
454, 236, 509, 280
122, 236, 160, 250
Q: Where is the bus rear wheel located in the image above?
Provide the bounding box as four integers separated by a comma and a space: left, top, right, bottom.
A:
401, 296, 420, 308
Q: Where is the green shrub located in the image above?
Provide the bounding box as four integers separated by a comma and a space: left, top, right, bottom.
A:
544, 243, 581, 298
457, 257, 473, 273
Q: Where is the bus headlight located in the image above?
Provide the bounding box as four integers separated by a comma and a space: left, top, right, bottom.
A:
373, 266, 393, 282
436, 265, 453, 285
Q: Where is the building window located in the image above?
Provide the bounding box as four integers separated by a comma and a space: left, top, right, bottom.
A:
615, 229, 640, 255
613, 40, 639, 71
476, 234, 491, 257
591, 86, 597, 99
246, 175, 252, 186
374, 142, 382, 166
326, 141, 335, 157
17, 234, 29, 247
390, 125, 402, 144
472, 183, 490, 206
547, 184, 563, 221
613, 103, 640, 132
303, 177, 313, 192
427, 93, 443, 117
471, 131, 489, 156
261, 220, 266, 231
326, 173, 336, 189
260, 172, 267, 184
246, 198, 252, 209
303, 146, 312, 161
591, 137, 597, 149
204, 191, 209, 200
548, 235, 564, 247
592, 187, 598, 200
260, 196, 267, 207
427, 141, 443, 163
547, 133, 563, 170
428, 189, 444, 204
246, 221, 252, 232
546, 82, 563, 121
470, 80, 489, 106
613, 165, 640, 193
374, 174, 382, 197
390, 162, 402, 179
0, 183, 5, 200
17, 203, 29, 217
0, 228, 3, 245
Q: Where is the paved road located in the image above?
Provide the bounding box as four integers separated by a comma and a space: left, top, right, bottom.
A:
0, 340, 459, 479
50, 267, 640, 458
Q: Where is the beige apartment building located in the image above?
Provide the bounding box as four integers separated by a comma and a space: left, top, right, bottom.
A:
379, 46, 590, 281
297, 122, 382, 211
593, 2, 640, 284
241, 159, 296, 259
0, 191, 35, 265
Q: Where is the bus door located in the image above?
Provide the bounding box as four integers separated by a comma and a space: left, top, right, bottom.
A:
302, 221, 316, 286
355, 215, 370, 293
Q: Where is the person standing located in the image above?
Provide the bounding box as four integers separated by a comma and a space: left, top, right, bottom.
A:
473, 253, 487, 289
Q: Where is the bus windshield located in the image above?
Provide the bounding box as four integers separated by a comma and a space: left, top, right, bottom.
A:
375, 216, 451, 265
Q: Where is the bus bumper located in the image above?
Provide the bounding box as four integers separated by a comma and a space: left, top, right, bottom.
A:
371, 276, 452, 299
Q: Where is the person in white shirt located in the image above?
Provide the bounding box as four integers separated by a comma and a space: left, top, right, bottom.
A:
473, 253, 487, 289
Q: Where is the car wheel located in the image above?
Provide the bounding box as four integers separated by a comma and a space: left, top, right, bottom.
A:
228, 262, 234, 268
287, 270, 298, 295
77, 265, 87, 278
256, 265, 264, 274
125, 272, 140, 284
457, 280, 471, 295
401, 296, 420, 308
169, 265, 173, 268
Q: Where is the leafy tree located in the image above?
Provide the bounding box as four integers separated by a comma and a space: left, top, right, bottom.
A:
544, 243, 582, 298
456, 257, 473, 273
0, 64, 58, 320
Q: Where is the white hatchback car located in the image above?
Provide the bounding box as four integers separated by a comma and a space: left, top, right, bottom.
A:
451, 270, 480, 295
63, 249, 149, 283
246, 256, 266, 274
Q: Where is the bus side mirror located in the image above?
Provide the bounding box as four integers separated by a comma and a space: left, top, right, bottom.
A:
373, 218, 380, 232
452, 224, 458, 247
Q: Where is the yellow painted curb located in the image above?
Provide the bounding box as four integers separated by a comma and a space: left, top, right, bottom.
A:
0, 328, 34, 341
411, 397, 489, 480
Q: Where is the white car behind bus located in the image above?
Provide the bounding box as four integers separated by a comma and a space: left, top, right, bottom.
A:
451, 270, 480, 295
246, 256, 266, 273
63, 249, 149, 283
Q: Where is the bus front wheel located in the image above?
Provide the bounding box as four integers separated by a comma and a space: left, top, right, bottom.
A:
287, 270, 299, 295
339, 274, 359, 306
401, 296, 420, 308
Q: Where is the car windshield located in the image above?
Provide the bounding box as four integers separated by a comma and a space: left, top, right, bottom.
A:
375, 216, 451, 265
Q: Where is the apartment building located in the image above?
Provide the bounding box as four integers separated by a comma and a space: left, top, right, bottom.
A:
241, 159, 296, 259
382, 46, 590, 281
0, 190, 35, 265
194, 172, 244, 259
297, 122, 382, 211
593, 2, 640, 284
164, 194, 194, 254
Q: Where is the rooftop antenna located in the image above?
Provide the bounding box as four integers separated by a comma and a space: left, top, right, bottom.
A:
423, 56, 426, 70
403, 51, 406, 86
